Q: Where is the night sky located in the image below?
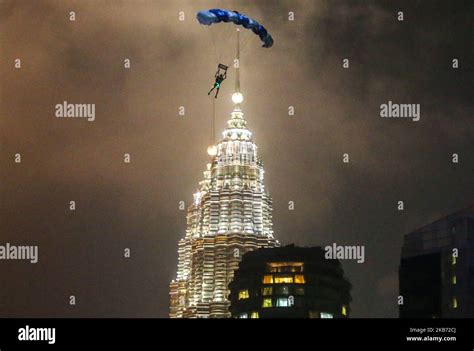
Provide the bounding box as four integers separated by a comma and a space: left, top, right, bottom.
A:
1, 0, 472, 317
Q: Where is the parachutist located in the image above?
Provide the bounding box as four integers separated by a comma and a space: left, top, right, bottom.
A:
208, 72, 226, 98
208, 64, 227, 98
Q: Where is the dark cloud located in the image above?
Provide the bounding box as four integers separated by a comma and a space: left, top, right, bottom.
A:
0, 0, 472, 317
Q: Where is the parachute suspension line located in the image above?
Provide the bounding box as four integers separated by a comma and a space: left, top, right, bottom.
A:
239, 29, 252, 58
209, 26, 219, 65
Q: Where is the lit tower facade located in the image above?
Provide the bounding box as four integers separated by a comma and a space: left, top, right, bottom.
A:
169, 29, 279, 318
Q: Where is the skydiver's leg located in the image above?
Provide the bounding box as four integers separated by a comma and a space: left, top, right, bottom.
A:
208, 86, 215, 95
215, 87, 220, 98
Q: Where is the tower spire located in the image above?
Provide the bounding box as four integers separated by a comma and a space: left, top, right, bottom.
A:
226, 28, 248, 140
231, 28, 244, 107
235, 28, 240, 94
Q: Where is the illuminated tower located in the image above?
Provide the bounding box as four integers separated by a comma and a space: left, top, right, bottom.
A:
169, 30, 279, 318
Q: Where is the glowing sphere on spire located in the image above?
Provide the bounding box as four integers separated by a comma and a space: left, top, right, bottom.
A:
232, 92, 244, 104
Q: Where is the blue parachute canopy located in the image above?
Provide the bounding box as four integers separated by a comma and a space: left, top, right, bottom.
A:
196, 9, 273, 48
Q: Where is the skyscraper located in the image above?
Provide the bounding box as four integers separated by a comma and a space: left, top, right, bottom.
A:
399, 205, 474, 318
169, 84, 279, 317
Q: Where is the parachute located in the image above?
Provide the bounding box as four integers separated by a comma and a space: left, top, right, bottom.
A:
196, 9, 273, 48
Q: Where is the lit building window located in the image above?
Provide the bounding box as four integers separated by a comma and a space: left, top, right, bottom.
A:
238, 289, 250, 300
342, 305, 347, 316
452, 297, 458, 309
294, 275, 305, 284
274, 275, 293, 284
262, 298, 272, 308
250, 311, 259, 319
294, 287, 305, 295
267, 262, 304, 273
452, 255, 456, 265
263, 275, 274, 284
320, 312, 333, 319
262, 287, 273, 296
239, 313, 248, 319
276, 298, 290, 307
452, 275, 457, 285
